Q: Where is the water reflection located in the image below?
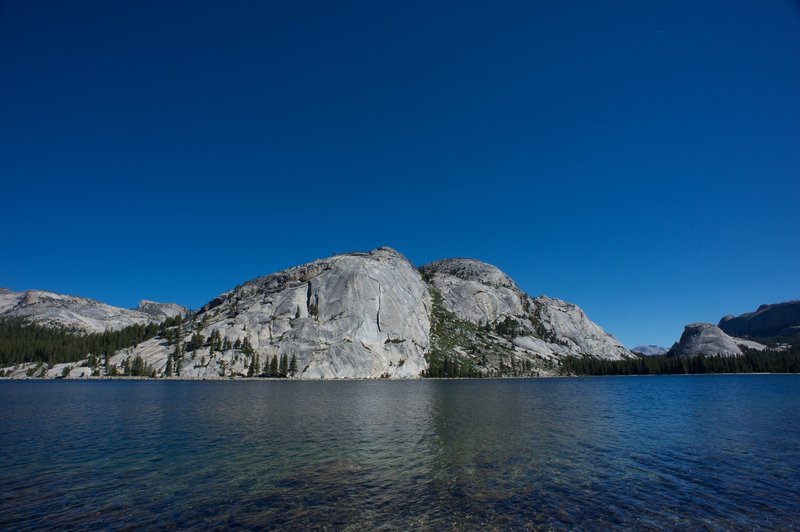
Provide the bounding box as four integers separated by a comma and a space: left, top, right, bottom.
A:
1, 377, 800, 529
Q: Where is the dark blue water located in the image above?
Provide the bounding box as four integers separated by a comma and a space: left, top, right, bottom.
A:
1, 376, 799, 530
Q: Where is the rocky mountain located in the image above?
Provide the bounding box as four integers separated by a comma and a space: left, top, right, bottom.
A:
632, 345, 668, 356
1, 247, 634, 379
668, 322, 768, 357
665, 300, 799, 358
0, 288, 186, 334
670, 323, 743, 357
718, 301, 800, 339
420, 258, 632, 365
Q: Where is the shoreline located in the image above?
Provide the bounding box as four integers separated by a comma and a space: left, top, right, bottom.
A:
1, 372, 798, 382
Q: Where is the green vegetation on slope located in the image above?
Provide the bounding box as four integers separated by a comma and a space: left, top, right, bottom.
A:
0, 316, 182, 366
422, 286, 482, 377
422, 286, 533, 378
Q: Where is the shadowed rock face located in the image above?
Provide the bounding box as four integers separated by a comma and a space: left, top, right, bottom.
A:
0, 289, 186, 334
718, 301, 800, 338
670, 323, 742, 357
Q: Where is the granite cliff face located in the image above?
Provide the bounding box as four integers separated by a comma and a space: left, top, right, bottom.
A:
168, 247, 431, 379
0, 288, 186, 334
718, 301, 800, 339
670, 323, 743, 357
2, 248, 634, 379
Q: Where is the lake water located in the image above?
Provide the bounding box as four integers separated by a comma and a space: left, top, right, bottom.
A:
1, 375, 799, 530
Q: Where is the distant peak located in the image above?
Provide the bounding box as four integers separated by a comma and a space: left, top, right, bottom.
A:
685, 322, 716, 330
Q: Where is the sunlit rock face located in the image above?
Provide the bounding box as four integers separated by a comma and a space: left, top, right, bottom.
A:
135, 301, 187, 320
419, 258, 634, 363
2, 248, 636, 379
420, 259, 525, 325
670, 323, 742, 357
119, 247, 432, 379
0, 288, 186, 334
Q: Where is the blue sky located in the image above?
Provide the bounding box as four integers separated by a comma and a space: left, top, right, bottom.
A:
1, 1, 798, 348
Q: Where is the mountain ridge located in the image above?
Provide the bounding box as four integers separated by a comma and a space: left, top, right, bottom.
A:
2, 247, 635, 379
0, 288, 187, 334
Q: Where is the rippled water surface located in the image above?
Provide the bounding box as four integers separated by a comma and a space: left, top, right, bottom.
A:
2, 376, 799, 530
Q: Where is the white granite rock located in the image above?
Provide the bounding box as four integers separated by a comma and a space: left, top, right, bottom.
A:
118, 247, 432, 379
0, 288, 186, 334
420, 259, 633, 362
2, 248, 637, 379
670, 323, 742, 357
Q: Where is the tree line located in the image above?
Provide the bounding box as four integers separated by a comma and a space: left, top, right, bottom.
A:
0, 317, 181, 367
562, 341, 800, 376
422, 353, 480, 378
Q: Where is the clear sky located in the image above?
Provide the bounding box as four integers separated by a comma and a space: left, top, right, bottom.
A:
1, 1, 798, 348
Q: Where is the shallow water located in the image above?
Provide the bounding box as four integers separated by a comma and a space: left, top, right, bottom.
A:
1, 375, 799, 530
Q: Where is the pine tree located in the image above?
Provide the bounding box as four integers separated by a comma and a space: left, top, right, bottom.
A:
190, 333, 205, 352
290, 354, 298, 375
279, 354, 288, 377
248, 353, 261, 377
269, 355, 278, 377
209, 330, 222, 354
165, 356, 173, 377
241, 336, 254, 356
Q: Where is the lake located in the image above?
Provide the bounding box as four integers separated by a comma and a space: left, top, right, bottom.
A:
1, 375, 799, 529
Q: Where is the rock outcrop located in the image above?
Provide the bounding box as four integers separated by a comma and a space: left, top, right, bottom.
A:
420, 258, 633, 370
122, 247, 432, 379
0, 288, 186, 334
670, 323, 743, 357
135, 300, 188, 320
718, 301, 800, 339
